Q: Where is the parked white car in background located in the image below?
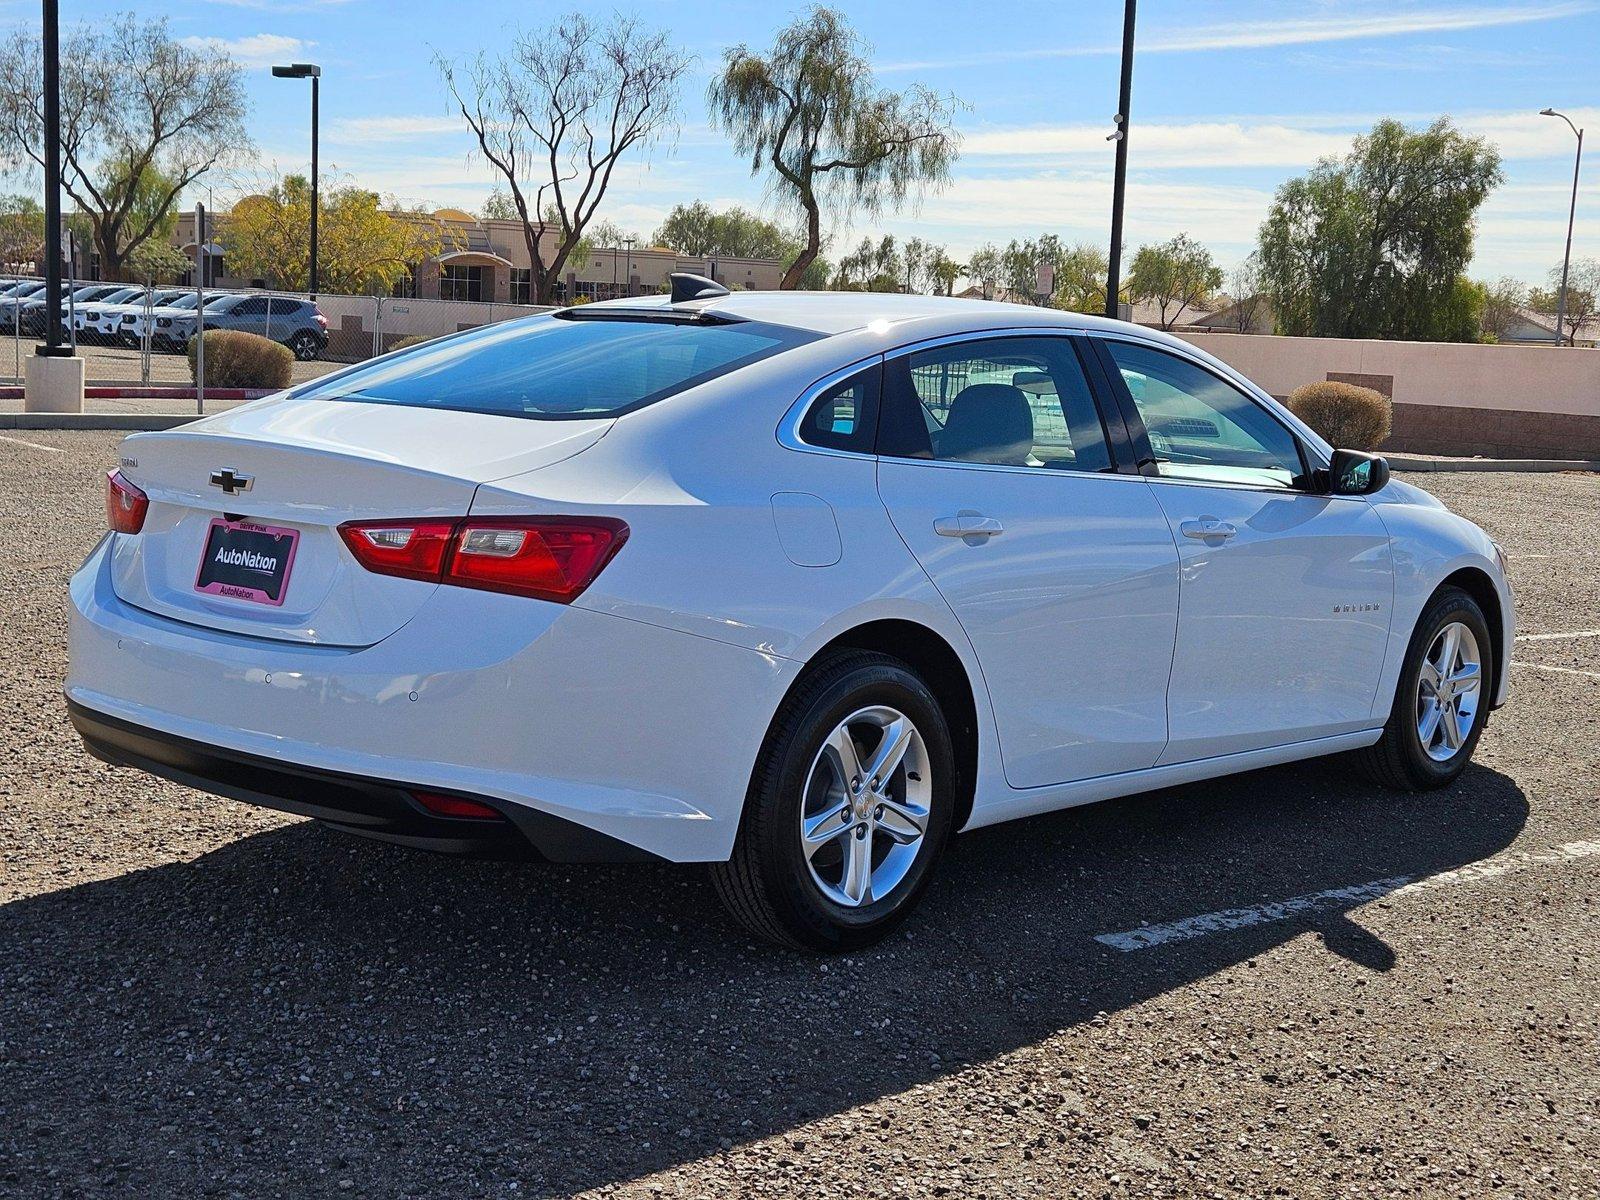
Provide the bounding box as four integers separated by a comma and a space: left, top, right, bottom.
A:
67, 281, 1513, 950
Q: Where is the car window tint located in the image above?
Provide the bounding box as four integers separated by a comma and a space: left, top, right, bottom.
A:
293, 313, 818, 420
879, 336, 1112, 472
1102, 340, 1304, 489
798, 364, 880, 453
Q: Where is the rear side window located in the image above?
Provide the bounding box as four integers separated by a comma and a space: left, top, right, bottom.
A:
798, 364, 880, 453
294, 313, 817, 419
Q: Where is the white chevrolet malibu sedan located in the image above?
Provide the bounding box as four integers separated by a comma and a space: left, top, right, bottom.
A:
68, 279, 1513, 950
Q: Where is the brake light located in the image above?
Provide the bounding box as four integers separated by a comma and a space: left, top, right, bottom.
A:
313, 312, 328, 327
337, 516, 628, 603
445, 517, 628, 602
337, 518, 457, 583
105, 470, 148, 534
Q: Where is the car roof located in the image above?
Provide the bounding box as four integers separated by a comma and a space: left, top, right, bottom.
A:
573, 288, 1180, 343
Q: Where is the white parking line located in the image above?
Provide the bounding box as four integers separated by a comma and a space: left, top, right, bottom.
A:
0, 434, 66, 454
1514, 661, 1600, 680
1516, 629, 1600, 642
1095, 840, 1600, 952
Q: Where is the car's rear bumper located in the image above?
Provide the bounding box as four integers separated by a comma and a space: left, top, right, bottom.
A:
68, 699, 654, 861
67, 535, 800, 862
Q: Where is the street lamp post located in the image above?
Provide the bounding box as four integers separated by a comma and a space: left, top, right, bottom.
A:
273, 63, 322, 298
39, 0, 68, 357
622, 236, 637, 297
1104, 0, 1136, 321
1540, 107, 1584, 346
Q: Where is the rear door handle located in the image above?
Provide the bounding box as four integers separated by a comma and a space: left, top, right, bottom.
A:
1180, 517, 1237, 541
935, 514, 1005, 538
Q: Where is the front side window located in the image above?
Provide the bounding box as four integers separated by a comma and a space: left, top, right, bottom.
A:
293, 313, 818, 420
1101, 340, 1305, 489
878, 336, 1113, 472
798, 364, 880, 453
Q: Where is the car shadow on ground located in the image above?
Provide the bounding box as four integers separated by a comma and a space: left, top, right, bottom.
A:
0, 759, 1527, 1195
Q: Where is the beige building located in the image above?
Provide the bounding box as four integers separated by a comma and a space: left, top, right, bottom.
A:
173, 207, 783, 302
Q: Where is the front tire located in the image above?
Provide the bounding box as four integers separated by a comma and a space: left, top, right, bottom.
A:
711, 651, 956, 951
1356, 585, 1493, 790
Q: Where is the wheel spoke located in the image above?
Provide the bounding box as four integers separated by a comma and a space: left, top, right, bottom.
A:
862, 717, 914, 790
1418, 659, 1442, 693
1440, 702, 1465, 750
822, 725, 864, 790
802, 802, 852, 858
841, 831, 874, 906
1448, 661, 1482, 693
1438, 624, 1462, 675
875, 798, 926, 845
1418, 698, 1444, 746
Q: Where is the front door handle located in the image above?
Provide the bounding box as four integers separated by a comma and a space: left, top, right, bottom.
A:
935, 514, 1005, 538
1180, 517, 1237, 541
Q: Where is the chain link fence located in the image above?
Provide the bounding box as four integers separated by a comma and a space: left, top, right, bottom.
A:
0, 273, 555, 407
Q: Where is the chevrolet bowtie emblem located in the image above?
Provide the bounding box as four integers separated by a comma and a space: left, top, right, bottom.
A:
209, 468, 254, 495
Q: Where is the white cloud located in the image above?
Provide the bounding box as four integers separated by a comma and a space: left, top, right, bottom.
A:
880, 3, 1595, 70
181, 33, 312, 69
326, 115, 463, 143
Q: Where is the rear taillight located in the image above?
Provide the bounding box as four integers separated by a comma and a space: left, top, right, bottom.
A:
337, 518, 457, 583
337, 516, 628, 603
106, 470, 148, 534
314, 312, 328, 327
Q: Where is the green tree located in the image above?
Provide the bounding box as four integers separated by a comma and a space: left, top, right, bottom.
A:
1475, 275, 1526, 342
998, 235, 1074, 306
1127, 233, 1223, 329
964, 243, 1003, 297
0, 193, 43, 271
653, 202, 794, 260
709, 7, 960, 289
1051, 243, 1110, 313
1529, 258, 1600, 345
1257, 117, 1502, 340
223, 175, 457, 294
438, 12, 689, 305
0, 14, 249, 281
832, 235, 904, 291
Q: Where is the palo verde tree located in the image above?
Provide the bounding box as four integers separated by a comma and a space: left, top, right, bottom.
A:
709, 7, 960, 289
1257, 118, 1502, 340
438, 13, 689, 306
1127, 233, 1223, 329
222, 175, 457, 294
0, 14, 248, 281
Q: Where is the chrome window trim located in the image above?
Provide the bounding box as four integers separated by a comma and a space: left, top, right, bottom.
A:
776, 354, 886, 460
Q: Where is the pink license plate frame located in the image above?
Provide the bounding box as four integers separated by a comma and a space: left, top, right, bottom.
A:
193, 517, 301, 607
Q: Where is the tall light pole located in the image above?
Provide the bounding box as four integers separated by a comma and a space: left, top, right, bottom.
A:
39, 0, 67, 357
1104, 0, 1136, 320
273, 63, 322, 298
1540, 108, 1584, 346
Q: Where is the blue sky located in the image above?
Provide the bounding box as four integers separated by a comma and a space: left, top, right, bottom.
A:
36, 1, 1600, 282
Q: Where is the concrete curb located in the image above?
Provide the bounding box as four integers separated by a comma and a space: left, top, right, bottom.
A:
1387, 454, 1600, 473
0, 413, 199, 430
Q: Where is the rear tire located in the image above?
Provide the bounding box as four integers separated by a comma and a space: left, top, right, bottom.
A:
711, 651, 956, 951
1355, 586, 1493, 791
290, 331, 322, 361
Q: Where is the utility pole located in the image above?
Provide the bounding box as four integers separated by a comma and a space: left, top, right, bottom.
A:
1104, 0, 1136, 321
39, 0, 67, 357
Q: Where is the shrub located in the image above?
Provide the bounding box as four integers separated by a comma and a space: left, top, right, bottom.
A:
386, 333, 436, 353
1286, 380, 1392, 450
186, 330, 293, 390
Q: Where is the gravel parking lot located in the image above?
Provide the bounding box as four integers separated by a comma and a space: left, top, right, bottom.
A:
2, 432, 1596, 1198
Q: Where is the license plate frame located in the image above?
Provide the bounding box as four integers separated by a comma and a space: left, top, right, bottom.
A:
193, 517, 300, 607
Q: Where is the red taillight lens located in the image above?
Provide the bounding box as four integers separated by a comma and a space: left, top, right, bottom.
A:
337, 518, 457, 583
337, 515, 628, 603
314, 312, 328, 327
445, 517, 628, 603
412, 790, 505, 821
106, 470, 148, 534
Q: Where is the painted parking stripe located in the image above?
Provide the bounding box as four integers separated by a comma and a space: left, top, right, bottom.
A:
0, 434, 66, 454
1095, 840, 1600, 953
1514, 662, 1600, 680
1516, 629, 1600, 642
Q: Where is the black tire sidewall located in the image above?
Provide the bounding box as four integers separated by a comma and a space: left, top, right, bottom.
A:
1393, 588, 1493, 784
752, 659, 955, 951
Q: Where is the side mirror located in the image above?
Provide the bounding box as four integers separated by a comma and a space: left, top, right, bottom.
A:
1327, 448, 1390, 495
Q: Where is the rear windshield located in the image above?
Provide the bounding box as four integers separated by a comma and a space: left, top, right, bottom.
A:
293, 313, 818, 420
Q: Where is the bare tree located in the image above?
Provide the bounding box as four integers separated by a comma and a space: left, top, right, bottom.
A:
0, 15, 248, 281
438, 14, 688, 306
1228, 253, 1267, 333
709, 8, 960, 289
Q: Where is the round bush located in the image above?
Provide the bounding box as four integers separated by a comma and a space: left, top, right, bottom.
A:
186, 330, 293, 390
386, 333, 437, 353
1286, 380, 1392, 451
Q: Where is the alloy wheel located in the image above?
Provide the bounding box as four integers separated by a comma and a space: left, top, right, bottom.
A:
1416, 620, 1483, 762
800, 705, 932, 908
